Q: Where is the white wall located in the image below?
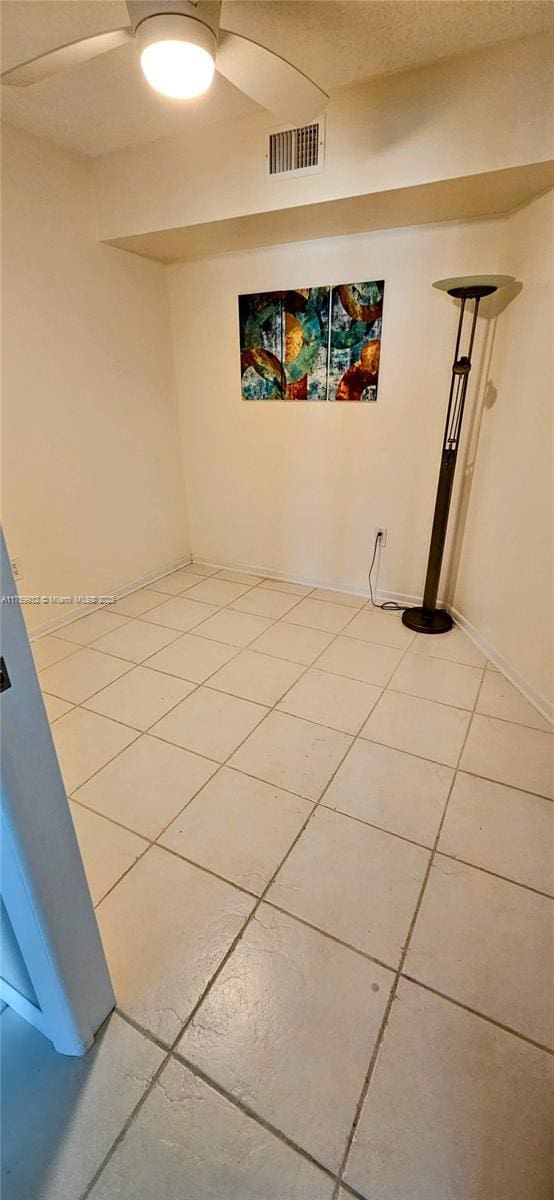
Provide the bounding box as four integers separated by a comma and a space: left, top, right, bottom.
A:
168, 199, 552, 714
168, 216, 505, 597
94, 34, 553, 241
1, 123, 189, 633
453, 191, 553, 714
3, 102, 551, 711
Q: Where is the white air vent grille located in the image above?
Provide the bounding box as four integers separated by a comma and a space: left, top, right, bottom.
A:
266, 121, 325, 178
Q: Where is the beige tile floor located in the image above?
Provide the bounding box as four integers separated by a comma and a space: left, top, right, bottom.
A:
2, 562, 553, 1200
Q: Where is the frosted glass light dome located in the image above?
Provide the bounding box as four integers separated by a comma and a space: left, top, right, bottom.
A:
433, 275, 515, 298
137, 14, 216, 100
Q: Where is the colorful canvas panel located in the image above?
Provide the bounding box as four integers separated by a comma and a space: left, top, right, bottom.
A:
239, 288, 329, 401
328, 280, 384, 402
239, 280, 384, 402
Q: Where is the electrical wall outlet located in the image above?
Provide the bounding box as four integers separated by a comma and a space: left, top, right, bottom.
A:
10, 556, 23, 581
374, 527, 388, 548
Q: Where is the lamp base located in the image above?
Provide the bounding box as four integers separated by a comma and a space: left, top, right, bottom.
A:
401, 607, 453, 634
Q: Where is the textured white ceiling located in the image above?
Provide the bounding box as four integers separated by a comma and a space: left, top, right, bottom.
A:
2, 0, 553, 157
223, 0, 554, 90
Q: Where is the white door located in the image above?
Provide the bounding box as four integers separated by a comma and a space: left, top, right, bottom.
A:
0, 530, 115, 1054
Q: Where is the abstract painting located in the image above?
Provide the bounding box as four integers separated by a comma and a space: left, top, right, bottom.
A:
328, 281, 383, 402
239, 280, 384, 402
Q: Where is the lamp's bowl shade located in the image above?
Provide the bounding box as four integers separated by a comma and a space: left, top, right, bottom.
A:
433, 274, 515, 299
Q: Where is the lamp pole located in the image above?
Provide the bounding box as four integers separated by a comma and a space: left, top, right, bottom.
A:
402, 275, 513, 635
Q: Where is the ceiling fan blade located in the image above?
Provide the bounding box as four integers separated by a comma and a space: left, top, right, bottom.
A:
1, 28, 133, 87
216, 30, 327, 125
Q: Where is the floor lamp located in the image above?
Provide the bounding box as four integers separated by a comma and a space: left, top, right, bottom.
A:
402, 274, 514, 635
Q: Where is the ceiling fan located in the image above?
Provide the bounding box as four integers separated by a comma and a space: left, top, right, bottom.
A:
1, 0, 328, 125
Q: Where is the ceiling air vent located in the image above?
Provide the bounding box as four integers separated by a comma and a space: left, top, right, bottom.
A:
265, 120, 325, 179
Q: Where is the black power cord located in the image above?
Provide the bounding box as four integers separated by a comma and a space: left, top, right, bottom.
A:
368, 531, 408, 612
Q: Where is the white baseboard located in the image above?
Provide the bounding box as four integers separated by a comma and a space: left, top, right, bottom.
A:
192, 554, 450, 607
192, 554, 552, 727
33, 541, 549, 726
28, 554, 192, 641
450, 604, 553, 726
193, 553, 370, 596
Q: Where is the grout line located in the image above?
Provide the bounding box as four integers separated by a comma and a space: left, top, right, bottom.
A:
54, 569, 269, 658
432, 849, 554, 900
468, 702, 554, 735
67, 588, 348, 795
456, 771, 553, 806
276, 687, 384, 739
206, 671, 309, 708
74, 755, 554, 936
68, 611, 540, 764
54, 611, 271, 790
355, 728, 553, 799
61, 611, 551, 920
37, 584, 550, 727
42, 572, 549, 1199
470, 709, 553, 734
314, 607, 405, 635
54, 613, 134, 645
317, 805, 554, 900
285, 615, 362, 638
39, 657, 137, 708
79, 1052, 173, 1200
79, 808, 319, 1193
71, 757, 313, 830
245, 579, 317, 599
278, 595, 366, 611
82, 581, 311, 690
108, 592, 182, 618
318, 802, 441, 851
71, 707, 222, 853
113, 1006, 368, 1200
43, 610, 552, 735
78, 608, 387, 1196
42, 695, 75, 719
199, 694, 551, 799
315, 632, 423, 800
79, 694, 198, 737
64, 671, 552, 803
82, 753, 261, 911
296, 655, 402, 689
397, 976, 554, 1056
60, 585, 551, 933
138, 594, 258, 628
76, 743, 554, 983
262, 901, 397, 976
201, 687, 352, 740
92, 839, 152, 909
78, 809, 259, 912
332, 656, 489, 1197
141, 577, 275, 613
107, 964, 554, 1200
232, 884, 554, 1062
151, 842, 260, 898
410, 649, 488, 669
147, 704, 270, 761
49, 626, 184, 668
172, 796, 330, 1040
48, 613, 133, 646
60, 727, 143, 794
171, 1047, 366, 1197
115, 1008, 169, 1052
385, 682, 481, 714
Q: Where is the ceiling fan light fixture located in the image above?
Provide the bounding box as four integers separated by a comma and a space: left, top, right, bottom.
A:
137, 13, 216, 100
